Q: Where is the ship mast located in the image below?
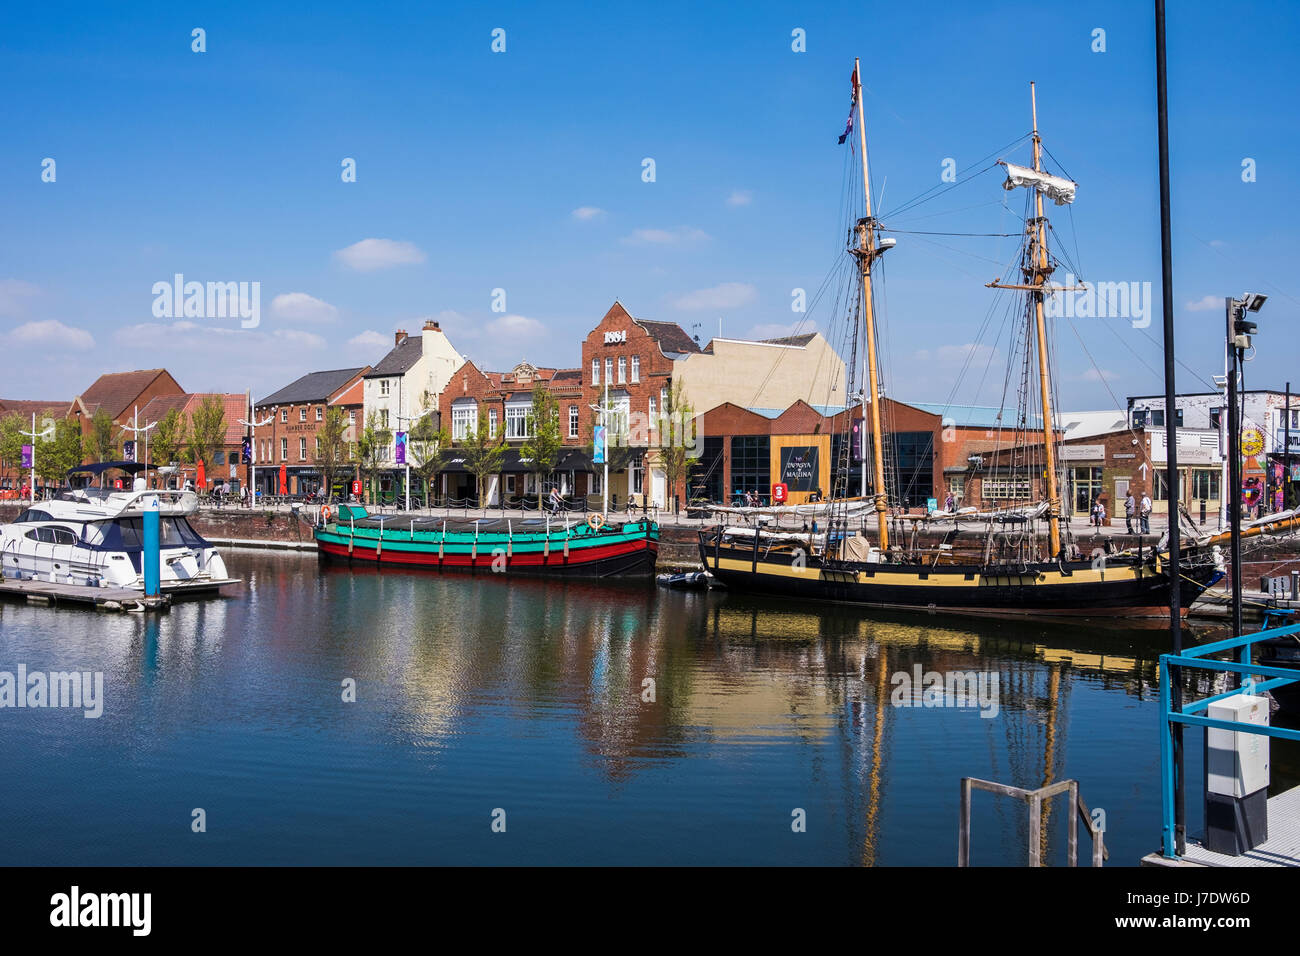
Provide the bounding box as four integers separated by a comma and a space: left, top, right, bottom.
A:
1028, 83, 1063, 558
850, 58, 890, 550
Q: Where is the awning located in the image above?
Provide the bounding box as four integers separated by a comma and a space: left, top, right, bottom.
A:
66, 460, 147, 478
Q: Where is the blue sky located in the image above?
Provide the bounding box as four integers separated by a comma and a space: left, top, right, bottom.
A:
1, 0, 1296, 410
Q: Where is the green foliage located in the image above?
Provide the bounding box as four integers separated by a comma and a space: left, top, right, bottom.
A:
519, 381, 563, 507
357, 410, 393, 504
314, 407, 350, 501
35, 419, 82, 483
461, 409, 507, 504
89, 410, 116, 462
151, 408, 186, 467
186, 396, 228, 467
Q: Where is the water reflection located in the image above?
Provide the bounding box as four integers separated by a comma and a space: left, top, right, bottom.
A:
0, 550, 1293, 866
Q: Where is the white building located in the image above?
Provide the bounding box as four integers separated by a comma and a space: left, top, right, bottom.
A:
363, 319, 464, 462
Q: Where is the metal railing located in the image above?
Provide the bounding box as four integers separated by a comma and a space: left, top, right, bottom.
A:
958, 777, 1107, 866
1158, 614, 1300, 859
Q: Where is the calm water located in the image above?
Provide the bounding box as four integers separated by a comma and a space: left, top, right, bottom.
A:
2, 549, 1296, 866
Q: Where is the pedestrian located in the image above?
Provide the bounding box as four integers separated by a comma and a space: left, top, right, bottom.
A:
945, 491, 955, 513
1139, 491, 1152, 534
549, 487, 562, 514
241, 484, 250, 508
1124, 490, 1136, 534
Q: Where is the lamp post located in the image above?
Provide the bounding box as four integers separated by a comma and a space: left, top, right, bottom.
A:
20, 413, 55, 503
1225, 293, 1267, 652
238, 392, 274, 503
121, 404, 157, 486
590, 373, 614, 517
394, 407, 426, 512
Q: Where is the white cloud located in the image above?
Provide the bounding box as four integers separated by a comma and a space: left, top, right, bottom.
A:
7, 319, 94, 350
571, 206, 606, 221
271, 292, 338, 323
333, 238, 426, 272
1081, 367, 1118, 382
672, 282, 758, 311
621, 227, 710, 245
745, 320, 818, 340
726, 190, 753, 207
914, 343, 1000, 367
1185, 294, 1221, 312
0, 279, 39, 317
347, 329, 389, 350
486, 314, 546, 339
272, 329, 327, 349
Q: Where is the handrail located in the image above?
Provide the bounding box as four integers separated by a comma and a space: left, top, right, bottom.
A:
1158, 621, 1300, 859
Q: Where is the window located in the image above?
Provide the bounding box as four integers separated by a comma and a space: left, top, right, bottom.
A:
1176, 408, 1184, 427
661, 386, 669, 410
982, 477, 1032, 500
1210, 408, 1222, 430
281, 409, 288, 423
506, 404, 530, 440
214, 451, 226, 466
489, 408, 498, 438
299, 407, 307, 422
452, 404, 476, 441
648, 396, 656, 431
1071, 466, 1104, 515
730, 436, 771, 499
379, 410, 389, 428
1153, 470, 1170, 501
380, 380, 390, 397
689, 436, 724, 502
631, 356, 640, 383
569, 405, 579, 439
618, 356, 626, 384
316, 406, 323, 421
590, 470, 603, 495
1192, 469, 1221, 500
280, 438, 288, 461
1151, 409, 1165, 427
348, 410, 356, 425
315, 437, 321, 458
299, 438, 307, 461
605, 358, 613, 385
591, 358, 599, 385
948, 476, 965, 498
631, 457, 644, 494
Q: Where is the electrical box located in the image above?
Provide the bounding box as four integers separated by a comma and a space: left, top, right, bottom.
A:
1207, 694, 1270, 797
1204, 693, 1270, 856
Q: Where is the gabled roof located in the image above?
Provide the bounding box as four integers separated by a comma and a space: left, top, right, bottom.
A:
257, 368, 366, 407
77, 369, 180, 421
759, 333, 817, 347
137, 393, 248, 445
364, 336, 424, 378
0, 398, 70, 419
634, 318, 702, 356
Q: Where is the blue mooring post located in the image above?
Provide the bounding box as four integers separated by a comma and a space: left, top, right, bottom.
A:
143, 495, 161, 597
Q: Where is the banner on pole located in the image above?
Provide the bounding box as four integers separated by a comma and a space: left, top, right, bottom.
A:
21, 444, 32, 469
593, 425, 607, 465
395, 431, 407, 465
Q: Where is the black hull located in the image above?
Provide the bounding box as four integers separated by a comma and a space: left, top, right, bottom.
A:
698, 530, 1219, 620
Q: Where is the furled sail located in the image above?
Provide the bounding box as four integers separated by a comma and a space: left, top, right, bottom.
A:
1000, 161, 1077, 205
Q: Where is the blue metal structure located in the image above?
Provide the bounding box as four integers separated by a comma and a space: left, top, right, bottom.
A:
1159, 612, 1300, 858
142, 496, 160, 597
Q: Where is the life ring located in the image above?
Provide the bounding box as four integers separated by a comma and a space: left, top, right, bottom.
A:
586, 513, 606, 531
320, 505, 331, 524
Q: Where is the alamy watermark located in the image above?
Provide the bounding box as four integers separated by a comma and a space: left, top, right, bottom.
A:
152, 273, 260, 328
0, 664, 103, 718
890, 664, 999, 718
1045, 272, 1151, 329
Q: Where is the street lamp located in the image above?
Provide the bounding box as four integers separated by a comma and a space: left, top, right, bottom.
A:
121, 404, 157, 487
1225, 292, 1267, 649
19, 414, 55, 504
238, 391, 274, 503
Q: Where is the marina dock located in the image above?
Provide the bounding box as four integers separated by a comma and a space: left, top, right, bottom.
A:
0, 577, 171, 611
1142, 786, 1300, 867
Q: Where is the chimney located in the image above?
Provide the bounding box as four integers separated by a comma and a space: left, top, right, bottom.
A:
395, 329, 408, 345
423, 319, 440, 332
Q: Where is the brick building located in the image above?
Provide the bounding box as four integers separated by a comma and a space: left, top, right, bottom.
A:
253, 367, 369, 496
68, 368, 186, 456
134, 392, 249, 491
0, 398, 71, 495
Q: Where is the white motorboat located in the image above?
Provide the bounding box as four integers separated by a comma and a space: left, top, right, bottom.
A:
0, 462, 237, 592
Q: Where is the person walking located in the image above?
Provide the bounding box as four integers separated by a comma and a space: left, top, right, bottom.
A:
1124, 491, 1136, 534
1139, 491, 1153, 535
945, 491, 956, 513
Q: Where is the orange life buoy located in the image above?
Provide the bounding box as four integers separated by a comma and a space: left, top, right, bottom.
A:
321, 505, 331, 524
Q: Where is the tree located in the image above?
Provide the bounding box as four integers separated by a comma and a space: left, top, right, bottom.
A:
151, 408, 187, 468
408, 413, 450, 505
519, 381, 563, 508
89, 410, 116, 462
461, 409, 507, 506
186, 396, 228, 470
35, 419, 82, 484
583, 404, 641, 506
314, 407, 349, 501
653, 380, 700, 515
0, 413, 24, 473
356, 410, 393, 505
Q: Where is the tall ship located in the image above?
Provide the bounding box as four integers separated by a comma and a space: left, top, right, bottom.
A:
699, 65, 1226, 620
316, 506, 657, 577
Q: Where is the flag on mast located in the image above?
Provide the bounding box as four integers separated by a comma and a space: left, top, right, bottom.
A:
837, 69, 858, 144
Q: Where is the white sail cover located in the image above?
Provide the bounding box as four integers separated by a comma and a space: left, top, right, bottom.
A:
1001, 162, 1077, 205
